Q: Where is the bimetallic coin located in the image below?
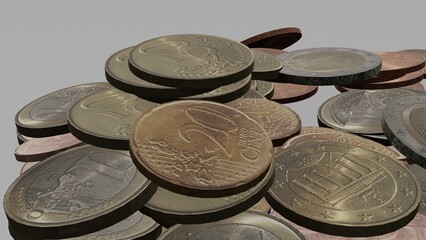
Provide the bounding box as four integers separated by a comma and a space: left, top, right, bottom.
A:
318, 89, 421, 134
341, 70, 424, 89
68, 88, 159, 150
408, 164, 426, 216
14, 133, 83, 162
256, 80, 274, 99
377, 52, 425, 78
400, 49, 426, 78
226, 98, 301, 146
271, 83, 318, 103
382, 94, 426, 166
241, 27, 302, 50
157, 211, 306, 240
249, 197, 271, 213
4, 145, 155, 239
267, 142, 421, 237
129, 34, 254, 89
251, 49, 283, 80
277, 48, 382, 85
130, 100, 274, 197
15, 82, 112, 137
335, 81, 425, 92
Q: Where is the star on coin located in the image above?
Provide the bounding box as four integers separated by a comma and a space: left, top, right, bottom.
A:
290, 151, 299, 157
402, 188, 415, 196
375, 155, 387, 163
315, 144, 326, 151
320, 210, 334, 220
388, 203, 402, 213
290, 197, 303, 207
397, 170, 408, 178
358, 212, 373, 222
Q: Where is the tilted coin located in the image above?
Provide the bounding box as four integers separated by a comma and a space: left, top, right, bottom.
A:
4, 145, 156, 239
141, 157, 274, 224
400, 49, 426, 78
377, 52, 425, 78
129, 34, 254, 89
318, 89, 421, 134
15, 82, 112, 137
340, 70, 424, 89
407, 164, 426, 216
248, 197, 271, 213
271, 83, 318, 103
267, 142, 421, 237
129, 100, 274, 197
68, 88, 159, 150
277, 48, 382, 85
256, 80, 274, 99
157, 211, 306, 240
251, 49, 283, 80
226, 98, 301, 146
14, 133, 83, 162
241, 27, 302, 50
335, 81, 425, 92
381, 94, 426, 166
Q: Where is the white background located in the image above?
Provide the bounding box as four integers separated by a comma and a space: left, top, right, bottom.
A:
1, 1, 425, 238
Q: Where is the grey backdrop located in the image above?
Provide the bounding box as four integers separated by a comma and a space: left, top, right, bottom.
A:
1, 1, 425, 238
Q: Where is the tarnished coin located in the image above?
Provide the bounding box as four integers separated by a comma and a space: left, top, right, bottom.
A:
251, 49, 283, 80
157, 211, 306, 240
267, 142, 421, 237
141, 157, 274, 224
377, 52, 425, 78
226, 98, 301, 146
15, 82, 112, 137
256, 80, 274, 99
271, 83, 318, 103
129, 34, 254, 89
382, 94, 426, 166
249, 197, 271, 213
250, 79, 258, 90
318, 89, 421, 134
68, 88, 159, 150
277, 48, 382, 85
4, 145, 155, 239
241, 27, 302, 50
407, 164, 426, 216
335, 81, 425, 92
20, 161, 39, 174
400, 49, 426, 78
14, 133, 83, 162
130, 100, 274, 197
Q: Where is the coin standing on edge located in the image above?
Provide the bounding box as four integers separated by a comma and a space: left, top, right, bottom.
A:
241, 27, 302, 50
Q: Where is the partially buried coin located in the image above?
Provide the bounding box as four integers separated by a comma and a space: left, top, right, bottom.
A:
251, 49, 283, 80
157, 211, 306, 240
256, 80, 274, 99
129, 100, 274, 197
377, 52, 425, 78
335, 81, 425, 92
400, 49, 426, 78
271, 83, 318, 103
16, 131, 34, 144
267, 142, 421, 237
4, 145, 156, 239
20, 161, 39, 175
249, 197, 271, 213
68, 88, 159, 150
15, 82, 112, 137
241, 27, 302, 50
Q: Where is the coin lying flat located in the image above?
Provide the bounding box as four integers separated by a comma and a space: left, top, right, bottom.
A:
68, 88, 159, 150
157, 211, 306, 240
267, 142, 421, 237
317, 89, 420, 134
226, 98, 301, 146
129, 34, 254, 89
251, 49, 283, 80
130, 100, 273, 197
377, 52, 425, 78
335, 81, 425, 92
4, 145, 155, 239
241, 27, 302, 50
277, 48, 382, 85
382, 94, 426, 166
271, 83, 318, 103
14, 133, 83, 162
340, 70, 424, 89
256, 80, 274, 99
15, 82, 112, 137
400, 49, 426, 78
141, 156, 274, 224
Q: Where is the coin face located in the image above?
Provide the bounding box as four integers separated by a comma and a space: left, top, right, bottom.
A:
256, 80, 274, 99
157, 211, 306, 240
226, 98, 301, 146
68, 88, 159, 150
377, 52, 425, 78
382, 94, 426, 166
277, 48, 382, 85
318, 89, 420, 134
341, 70, 424, 89
130, 100, 273, 197
268, 142, 421, 236
15, 82, 112, 137
129, 34, 254, 89
271, 83, 318, 103
251, 49, 283, 80
241, 27, 302, 50
4, 145, 154, 239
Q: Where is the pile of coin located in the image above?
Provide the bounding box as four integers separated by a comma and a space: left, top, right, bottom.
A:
4, 27, 426, 239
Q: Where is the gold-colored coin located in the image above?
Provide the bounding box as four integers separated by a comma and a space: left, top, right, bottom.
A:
249, 197, 271, 213
251, 49, 283, 80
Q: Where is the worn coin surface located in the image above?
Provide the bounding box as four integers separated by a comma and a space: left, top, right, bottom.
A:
251, 49, 283, 80
341, 70, 424, 89
129, 34, 254, 89
226, 98, 301, 146
256, 80, 274, 99
4, 145, 155, 239
130, 100, 273, 197
335, 82, 425, 92
400, 49, 426, 78
377, 52, 425, 78
382, 94, 426, 166
68, 88, 159, 150
271, 83, 318, 103
267, 142, 421, 237
241, 27, 302, 50
157, 211, 306, 240
15, 82, 112, 137
277, 48, 382, 85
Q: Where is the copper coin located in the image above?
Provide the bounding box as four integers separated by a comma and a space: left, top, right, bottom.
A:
335, 81, 425, 92
271, 83, 318, 103
377, 52, 425, 78
20, 161, 40, 174
241, 27, 302, 50
271, 209, 426, 240
341, 70, 424, 89
400, 49, 426, 78
129, 100, 274, 197
14, 133, 84, 162
226, 98, 301, 146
